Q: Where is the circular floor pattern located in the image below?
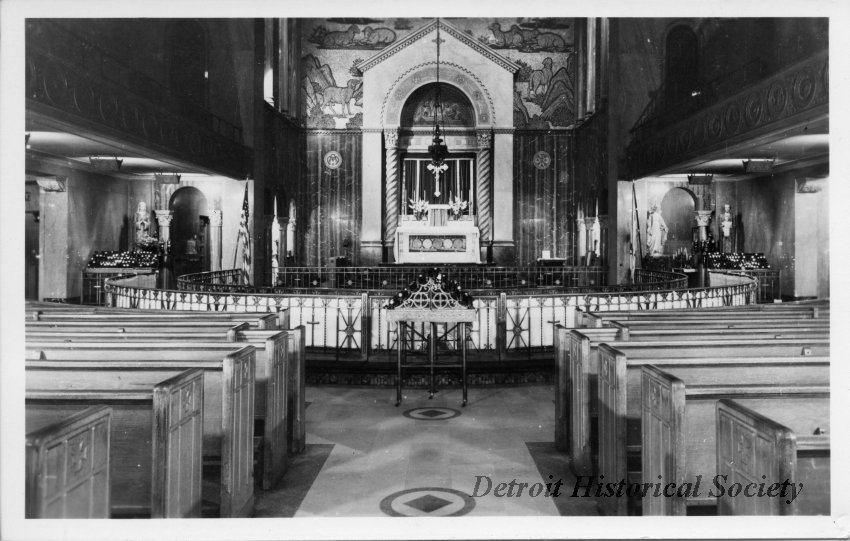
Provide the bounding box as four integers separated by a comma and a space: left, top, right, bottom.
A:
379, 487, 476, 517
402, 407, 462, 421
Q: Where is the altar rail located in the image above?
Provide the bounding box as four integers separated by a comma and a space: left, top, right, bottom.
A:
177, 267, 687, 294
108, 271, 755, 359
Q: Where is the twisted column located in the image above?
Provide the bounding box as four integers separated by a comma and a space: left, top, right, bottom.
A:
384, 130, 400, 253
476, 131, 492, 244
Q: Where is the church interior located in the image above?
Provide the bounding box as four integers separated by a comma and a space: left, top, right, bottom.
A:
3, 11, 840, 537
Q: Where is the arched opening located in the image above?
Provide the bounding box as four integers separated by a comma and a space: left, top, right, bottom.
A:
659, 187, 697, 256
167, 20, 208, 108
169, 186, 209, 276
664, 25, 699, 106
399, 83, 476, 211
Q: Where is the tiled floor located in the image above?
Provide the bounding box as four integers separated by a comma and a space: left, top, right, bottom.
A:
254, 384, 598, 517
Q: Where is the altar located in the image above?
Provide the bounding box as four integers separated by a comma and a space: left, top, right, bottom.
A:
394, 205, 480, 264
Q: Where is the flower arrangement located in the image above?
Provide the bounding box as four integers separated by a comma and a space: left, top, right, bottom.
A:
136, 234, 160, 252
448, 195, 468, 218
408, 198, 430, 221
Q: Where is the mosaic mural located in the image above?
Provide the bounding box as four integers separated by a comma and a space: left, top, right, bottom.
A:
301, 18, 576, 129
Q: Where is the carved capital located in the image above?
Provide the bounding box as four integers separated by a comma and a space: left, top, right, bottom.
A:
476, 131, 492, 149
36, 176, 67, 192
597, 215, 608, 230
694, 210, 712, 227
155, 209, 174, 226
584, 217, 598, 228
210, 209, 223, 227
385, 130, 399, 149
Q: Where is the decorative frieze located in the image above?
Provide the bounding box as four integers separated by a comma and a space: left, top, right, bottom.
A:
626, 52, 828, 179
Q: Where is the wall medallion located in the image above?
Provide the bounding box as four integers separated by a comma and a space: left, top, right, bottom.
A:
323, 150, 342, 170
532, 151, 551, 170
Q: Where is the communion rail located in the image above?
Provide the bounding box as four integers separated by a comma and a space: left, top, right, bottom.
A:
176, 267, 688, 294
107, 270, 755, 360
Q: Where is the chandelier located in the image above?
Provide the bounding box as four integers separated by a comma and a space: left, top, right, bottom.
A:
427, 19, 449, 196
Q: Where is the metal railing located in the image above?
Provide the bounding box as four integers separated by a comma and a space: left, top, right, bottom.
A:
107, 270, 756, 359
177, 267, 687, 295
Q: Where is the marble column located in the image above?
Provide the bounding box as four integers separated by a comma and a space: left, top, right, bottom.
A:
585, 217, 598, 261
155, 209, 174, 288
155, 210, 174, 246
36, 177, 68, 301
210, 210, 222, 271
476, 131, 492, 262
492, 130, 515, 264
360, 130, 383, 265
383, 129, 400, 262
694, 210, 712, 242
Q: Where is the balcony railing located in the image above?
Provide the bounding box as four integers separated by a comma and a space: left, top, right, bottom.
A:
26, 20, 251, 179
625, 50, 828, 179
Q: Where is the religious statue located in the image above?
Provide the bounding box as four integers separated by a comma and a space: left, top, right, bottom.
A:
134, 201, 151, 244
646, 205, 668, 257
720, 204, 733, 238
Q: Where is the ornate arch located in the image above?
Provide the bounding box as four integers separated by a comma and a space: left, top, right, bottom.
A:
381, 62, 495, 129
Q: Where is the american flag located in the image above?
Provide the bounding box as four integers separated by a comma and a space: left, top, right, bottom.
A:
237, 183, 251, 284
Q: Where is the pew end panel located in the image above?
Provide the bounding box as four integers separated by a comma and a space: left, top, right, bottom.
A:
219, 348, 256, 518
717, 400, 830, 516
596, 345, 632, 516
554, 326, 569, 452
25, 406, 112, 518
152, 369, 205, 518
640, 365, 687, 516
567, 330, 594, 477
287, 326, 307, 454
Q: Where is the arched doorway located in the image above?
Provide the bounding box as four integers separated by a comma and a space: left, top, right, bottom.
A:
659, 187, 697, 256
398, 83, 477, 210
169, 186, 209, 277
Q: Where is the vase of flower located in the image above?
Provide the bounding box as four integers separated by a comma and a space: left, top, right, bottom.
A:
448, 195, 468, 220
408, 198, 429, 221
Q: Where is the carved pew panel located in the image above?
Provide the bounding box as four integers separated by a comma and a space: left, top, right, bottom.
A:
26, 369, 204, 518
26, 349, 255, 518
642, 366, 829, 516
716, 399, 830, 516
25, 406, 111, 518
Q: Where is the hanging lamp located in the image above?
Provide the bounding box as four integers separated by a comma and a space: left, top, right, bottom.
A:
427, 19, 449, 196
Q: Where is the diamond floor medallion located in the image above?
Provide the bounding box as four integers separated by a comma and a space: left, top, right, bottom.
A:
379, 487, 475, 517
402, 407, 461, 421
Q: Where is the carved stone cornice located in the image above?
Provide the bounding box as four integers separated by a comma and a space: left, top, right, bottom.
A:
26, 48, 252, 180
357, 19, 519, 74
626, 51, 828, 179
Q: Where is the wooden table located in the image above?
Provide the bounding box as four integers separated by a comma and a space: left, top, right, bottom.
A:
386, 308, 476, 407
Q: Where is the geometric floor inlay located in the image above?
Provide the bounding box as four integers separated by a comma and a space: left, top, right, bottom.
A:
379, 487, 476, 517
402, 407, 462, 421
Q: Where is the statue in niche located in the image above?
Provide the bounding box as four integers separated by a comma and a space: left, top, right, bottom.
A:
135, 201, 151, 244
646, 205, 668, 257
720, 204, 733, 238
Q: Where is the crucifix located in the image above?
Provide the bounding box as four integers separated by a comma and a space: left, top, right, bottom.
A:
427, 162, 449, 197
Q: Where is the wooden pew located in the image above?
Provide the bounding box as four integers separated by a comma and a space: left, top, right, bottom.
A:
26, 369, 204, 518
716, 399, 830, 515
562, 331, 828, 479
640, 366, 829, 516
26, 406, 112, 518
28, 310, 286, 329
26, 347, 255, 518
581, 307, 825, 328
577, 302, 828, 327
26, 326, 308, 487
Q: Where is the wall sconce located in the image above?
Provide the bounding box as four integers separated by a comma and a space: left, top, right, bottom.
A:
687, 174, 713, 185
154, 173, 181, 184
89, 156, 123, 172
742, 158, 775, 174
